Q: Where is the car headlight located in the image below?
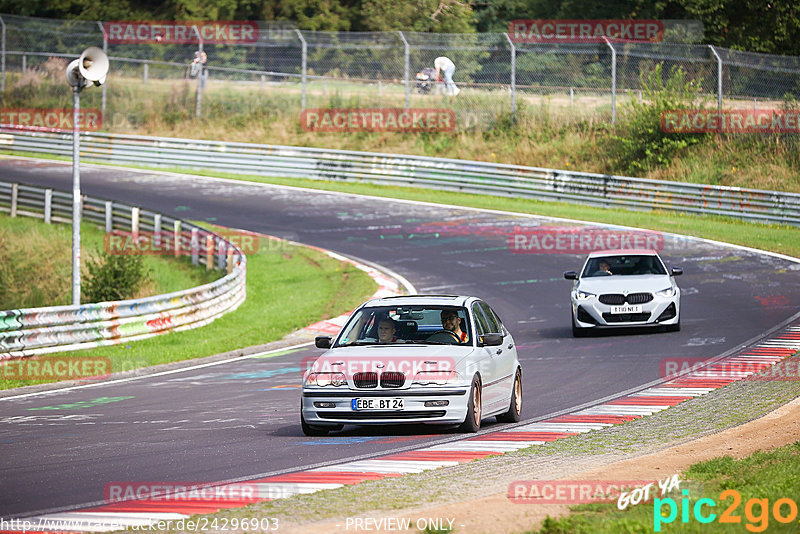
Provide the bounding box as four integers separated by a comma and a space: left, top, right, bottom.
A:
412, 370, 459, 386
305, 372, 346, 387
656, 287, 677, 298
575, 290, 595, 301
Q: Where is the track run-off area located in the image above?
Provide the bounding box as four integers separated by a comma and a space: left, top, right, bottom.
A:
1, 157, 800, 523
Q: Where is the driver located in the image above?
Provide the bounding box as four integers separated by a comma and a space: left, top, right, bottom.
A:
377, 317, 400, 344
440, 310, 468, 342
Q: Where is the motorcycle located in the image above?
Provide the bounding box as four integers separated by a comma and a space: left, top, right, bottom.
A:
415, 67, 441, 94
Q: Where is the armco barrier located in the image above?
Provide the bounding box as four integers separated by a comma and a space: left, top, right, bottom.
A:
2, 128, 800, 226
0, 180, 246, 359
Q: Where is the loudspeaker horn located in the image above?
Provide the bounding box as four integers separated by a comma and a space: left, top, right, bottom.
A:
78, 46, 109, 86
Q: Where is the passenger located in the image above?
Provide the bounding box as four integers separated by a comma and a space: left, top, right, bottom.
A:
440, 310, 468, 342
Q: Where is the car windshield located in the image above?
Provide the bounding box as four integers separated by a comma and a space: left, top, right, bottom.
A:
335, 305, 471, 346
582, 255, 666, 277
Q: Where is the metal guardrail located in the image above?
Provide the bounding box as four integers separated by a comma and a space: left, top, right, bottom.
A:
2, 128, 799, 227
0, 179, 247, 358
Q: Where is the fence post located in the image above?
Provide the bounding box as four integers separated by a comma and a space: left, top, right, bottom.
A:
105, 200, 113, 232
295, 29, 307, 109
205, 234, 214, 270
10, 183, 17, 217
504, 32, 516, 118
398, 31, 410, 109
153, 213, 161, 248
0, 16, 5, 95
603, 37, 616, 125
174, 220, 181, 258
217, 240, 226, 270
193, 25, 203, 118
143, 62, 148, 85
131, 206, 139, 241
191, 227, 199, 265
97, 21, 107, 116
44, 189, 52, 223
708, 45, 723, 115
21, 55, 25, 74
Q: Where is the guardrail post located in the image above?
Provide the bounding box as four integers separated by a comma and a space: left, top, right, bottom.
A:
603, 37, 616, 125
131, 206, 139, 241
205, 234, 214, 270
218, 240, 226, 270
191, 227, 199, 265
10, 183, 17, 217
1, 16, 6, 95
226, 248, 234, 274
143, 62, 148, 85
105, 200, 113, 232
44, 189, 52, 223
295, 29, 307, 109
174, 220, 181, 257
153, 213, 161, 248
398, 31, 410, 109
504, 32, 516, 118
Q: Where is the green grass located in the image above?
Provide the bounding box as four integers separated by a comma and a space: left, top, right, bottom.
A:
0, 212, 219, 309
532, 442, 800, 533
0, 229, 377, 390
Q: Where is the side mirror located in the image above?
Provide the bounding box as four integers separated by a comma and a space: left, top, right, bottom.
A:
479, 333, 503, 346
564, 271, 578, 280
671, 267, 683, 276
315, 336, 332, 349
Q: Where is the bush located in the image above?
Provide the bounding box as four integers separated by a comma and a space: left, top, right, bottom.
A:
608, 64, 708, 174
83, 251, 150, 303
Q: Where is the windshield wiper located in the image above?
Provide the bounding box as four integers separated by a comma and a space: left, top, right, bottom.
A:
337, 341, 381, 347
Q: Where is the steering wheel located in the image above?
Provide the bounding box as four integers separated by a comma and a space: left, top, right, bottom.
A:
427, 329, 461, 343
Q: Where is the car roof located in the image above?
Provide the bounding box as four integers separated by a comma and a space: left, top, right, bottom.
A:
587, 249, 660, 258
362, 295, 473, 307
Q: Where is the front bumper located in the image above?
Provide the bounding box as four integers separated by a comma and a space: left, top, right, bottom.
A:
572, 296, 679, 328
301, 387, 469, 426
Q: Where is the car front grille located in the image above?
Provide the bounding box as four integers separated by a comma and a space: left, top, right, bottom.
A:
599, 293, 654, 305
380, 372, 405, 388
353, 372, 378, 388
602, 312, 651, 323
317, 410, 446, 420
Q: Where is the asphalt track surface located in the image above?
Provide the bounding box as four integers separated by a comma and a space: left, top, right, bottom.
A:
2, 157, 800, 518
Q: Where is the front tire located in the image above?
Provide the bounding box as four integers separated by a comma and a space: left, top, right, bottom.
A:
666, 316, 681, 332
572, 314, 587, 338
300, 402, 342, 436
497, 368, 522, 423
459, 375, 482, 433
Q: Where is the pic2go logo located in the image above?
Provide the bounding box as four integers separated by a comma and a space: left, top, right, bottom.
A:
654, 489, 799, 532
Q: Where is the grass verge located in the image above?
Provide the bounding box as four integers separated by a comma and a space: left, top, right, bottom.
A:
0, 229, 377, 391
0, 212, 219, 309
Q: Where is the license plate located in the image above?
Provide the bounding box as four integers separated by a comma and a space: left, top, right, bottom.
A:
610, 305, 643, 314
352, 398, 404, 411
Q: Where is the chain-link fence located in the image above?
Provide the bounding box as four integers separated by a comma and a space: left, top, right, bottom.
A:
1, 13, 799, 132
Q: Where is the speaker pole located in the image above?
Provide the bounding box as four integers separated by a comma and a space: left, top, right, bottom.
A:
71, 82, 82, 305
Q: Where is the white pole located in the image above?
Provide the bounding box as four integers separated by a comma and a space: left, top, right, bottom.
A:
72, 85, 81, 305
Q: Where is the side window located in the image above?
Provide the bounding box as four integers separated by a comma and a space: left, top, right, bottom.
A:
478, 302, 501, 334
471, 303, 490, 336
479, 302, 503, 334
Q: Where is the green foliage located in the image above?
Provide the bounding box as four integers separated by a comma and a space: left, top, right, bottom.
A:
84, 250, 151, 303
608, 63, 708, 174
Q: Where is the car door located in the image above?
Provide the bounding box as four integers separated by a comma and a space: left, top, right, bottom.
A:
478, 301, 517, 411
471, 302, 502, 410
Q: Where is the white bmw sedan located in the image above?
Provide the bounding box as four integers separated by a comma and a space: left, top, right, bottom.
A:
301, 295, 522, 435
564, 249, 682, 337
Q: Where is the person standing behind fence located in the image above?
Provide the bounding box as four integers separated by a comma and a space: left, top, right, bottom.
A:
191, 51, 208, 87
434, 56, 459, 96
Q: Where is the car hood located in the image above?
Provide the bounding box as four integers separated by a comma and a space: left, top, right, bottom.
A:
577, 275, 673, 294
308, 344, 474, 376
